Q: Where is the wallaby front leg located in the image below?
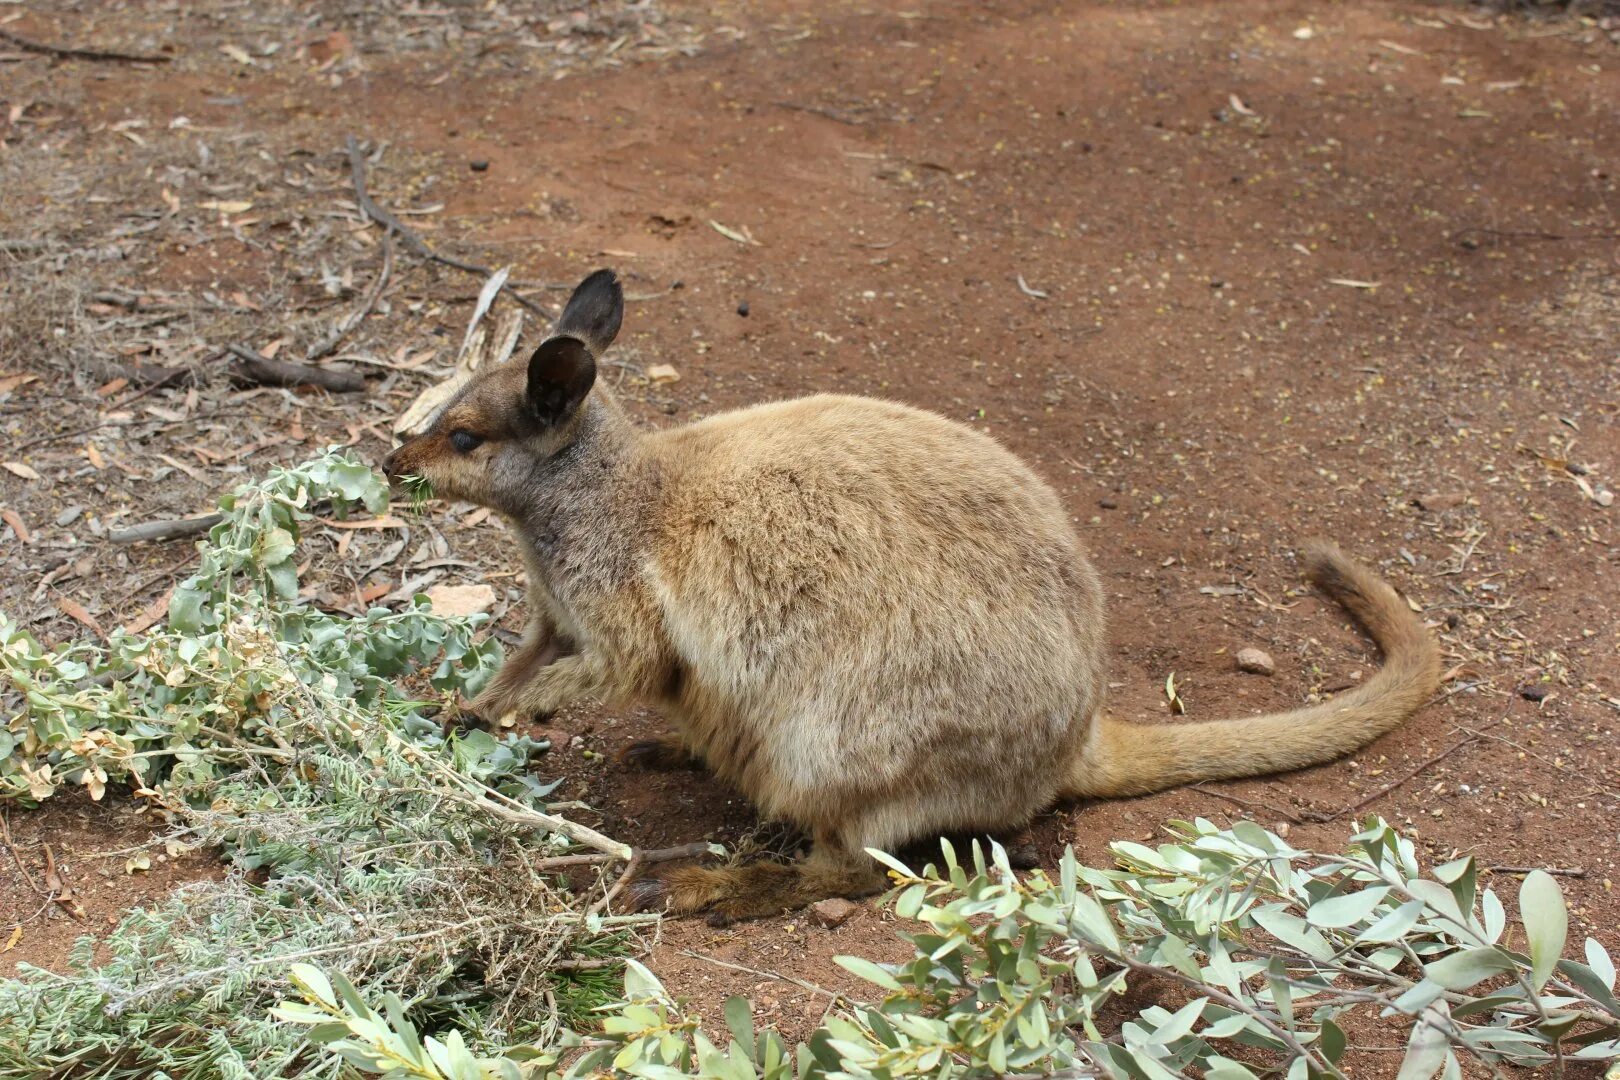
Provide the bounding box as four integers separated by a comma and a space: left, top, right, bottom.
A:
471, 623, 574, 722
499, 652, 610, 719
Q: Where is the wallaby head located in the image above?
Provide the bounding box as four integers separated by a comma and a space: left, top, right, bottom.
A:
382, 269, 626, 516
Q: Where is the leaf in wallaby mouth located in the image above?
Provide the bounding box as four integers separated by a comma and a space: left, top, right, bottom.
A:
399, 473, 434, 512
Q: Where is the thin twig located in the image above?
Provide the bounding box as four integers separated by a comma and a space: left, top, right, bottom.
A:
109, 513, 223, 545
679, 949, 847, 1002
0, 27, 171, 64
1304, 735, 1479, 824
0, 813, 49, 900
587, 849, 643, 917
306, 231, 395, 362
1486, 865, 1586, 878
343, 135, 543, 316
532, 841, 712, 872
1190, 784, 1304, 825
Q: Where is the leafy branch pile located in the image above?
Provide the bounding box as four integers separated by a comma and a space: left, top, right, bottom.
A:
281, 819, 1620, 1080
0, 451, 652, 1078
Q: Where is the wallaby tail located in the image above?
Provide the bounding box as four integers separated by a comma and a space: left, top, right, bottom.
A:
1064, 541, 1441, 800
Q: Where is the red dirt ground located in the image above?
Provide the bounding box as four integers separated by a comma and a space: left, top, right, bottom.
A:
2, 0, 1617, 1071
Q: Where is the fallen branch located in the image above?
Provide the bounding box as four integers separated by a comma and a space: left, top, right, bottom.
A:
344, 135, 544, 316
110, 513, 224, 545
0, 27, 171, 64
1487, 865, 1586, 878
1304, 735, 1477, 824
305, 231, 395, 362
226, 344, 366, 393
532, 840, 712, 872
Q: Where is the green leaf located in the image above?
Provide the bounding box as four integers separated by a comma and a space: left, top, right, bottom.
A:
1252, 905, 1333, 960
1358, 899, 1427, 944
1151, 997, 1206, 1044
622, 958, 666, 1001
1396, 1005, 1452, 1080
1520, 870, 1568, 990
1321, 1018, 1347, 1063
288, 963, 334, 1006
723, 996, 754, 1055
1588, 937, 1616, 992
1423, 947, 1516, 991
1306, 886, 1390, 928
259, 526, 296, 568
834, 956, 902, 991
168, 586, 208, 633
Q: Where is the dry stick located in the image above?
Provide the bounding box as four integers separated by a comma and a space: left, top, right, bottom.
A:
586, 849, 644, 917
679, 949, 845, 1002
1303, 735, 1477, 824
532, 840, 711, 872
109, 513, 223, 545
0, 813, 49, 900
343, 135, 545, 317
306, 230, 395, 362
0, 27, 171, 64
1487, 865, 1586, 878
225, 343, 366, 392
1191, 784, 1305, 825
772, 100, 865, 126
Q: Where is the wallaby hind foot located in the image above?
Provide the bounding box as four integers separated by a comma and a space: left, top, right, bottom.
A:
629, 844, 885, 926
616, 734, 704, 772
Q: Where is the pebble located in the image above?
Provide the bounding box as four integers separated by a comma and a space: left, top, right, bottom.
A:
1519, 684, 1549, 703
736, 301, 750, 317
469, 159, 490, 172
810, 898, 858, 928
1098, 497, 1118, 510
1236, 648, 1275, 676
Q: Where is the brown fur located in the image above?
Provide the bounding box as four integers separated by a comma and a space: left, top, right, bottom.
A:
384, 269, 1443, 924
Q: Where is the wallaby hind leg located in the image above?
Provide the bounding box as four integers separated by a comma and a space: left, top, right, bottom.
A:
628, 834, 886, 926
615, 733, 703, 772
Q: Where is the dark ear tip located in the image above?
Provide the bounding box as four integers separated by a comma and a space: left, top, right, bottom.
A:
582, 267, 620, 291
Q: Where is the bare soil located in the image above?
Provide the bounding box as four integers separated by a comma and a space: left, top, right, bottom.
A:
2, 0, 1618, 1071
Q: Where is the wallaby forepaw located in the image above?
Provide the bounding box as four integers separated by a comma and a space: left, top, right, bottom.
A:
625, 876, 669, 913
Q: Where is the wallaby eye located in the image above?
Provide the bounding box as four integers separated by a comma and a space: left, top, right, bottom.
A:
449, 430, 483, 454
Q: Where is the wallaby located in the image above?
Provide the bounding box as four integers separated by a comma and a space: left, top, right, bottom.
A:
383, 269, 1442, 925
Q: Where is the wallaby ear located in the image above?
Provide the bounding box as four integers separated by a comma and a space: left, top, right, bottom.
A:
526, 336, 596, 426
554, 268, 623, 356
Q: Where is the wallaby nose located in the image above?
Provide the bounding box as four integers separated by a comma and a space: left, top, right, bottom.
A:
381, 447, 401, 477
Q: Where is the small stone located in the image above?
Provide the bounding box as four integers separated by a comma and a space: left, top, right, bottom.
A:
1519, 684, 1549, 702
647, 363, 680, 384
1236, 648, 1275, 676
810, 898, 858, 929
469, 159, 490, 172
736, 301, 750, 317
1275, 822, 1292, 839
1098, 497, 1118, 510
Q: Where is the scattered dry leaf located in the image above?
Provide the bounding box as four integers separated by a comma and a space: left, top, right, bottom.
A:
647, 363, 681, 384
708, 219, 760, 245
2, 461, 42, 481
1, 508, 29, 544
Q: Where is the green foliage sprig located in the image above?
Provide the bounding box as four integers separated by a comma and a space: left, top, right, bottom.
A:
279, 818, 1620, 1080
0, 452, 647, 1079
1, 449, 501, 805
